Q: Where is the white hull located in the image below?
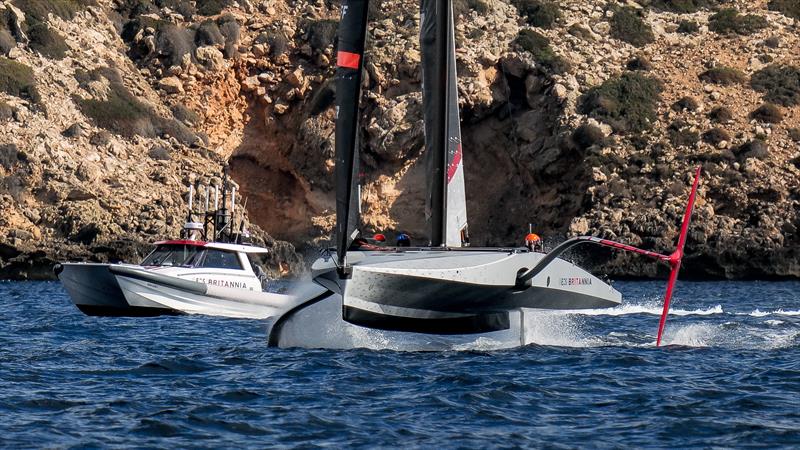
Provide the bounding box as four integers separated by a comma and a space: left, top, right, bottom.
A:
56, 263, 178, 316
267, 290, 528, 350
312, 248, 621, 334
111, 266, 313, 319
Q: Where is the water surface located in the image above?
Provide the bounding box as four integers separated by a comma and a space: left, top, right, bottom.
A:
0, 280, 798, 447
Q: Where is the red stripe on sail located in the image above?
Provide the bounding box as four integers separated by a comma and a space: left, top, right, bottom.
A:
337, 51, 361, 69
446, 144, 462, 183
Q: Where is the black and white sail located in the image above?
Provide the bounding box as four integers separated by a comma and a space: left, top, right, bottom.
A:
334, 0, 370, 269
421, 0, 469, 247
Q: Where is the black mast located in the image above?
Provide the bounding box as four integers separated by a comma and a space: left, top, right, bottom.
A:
335, 0, 370, 273
422, 0, 449, 247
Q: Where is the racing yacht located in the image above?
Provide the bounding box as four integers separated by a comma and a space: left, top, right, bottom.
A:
268, 0, 700, 346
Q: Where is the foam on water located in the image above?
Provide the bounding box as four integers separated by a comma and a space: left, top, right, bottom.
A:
272, 293, 799, 352
572, 302, 724, 317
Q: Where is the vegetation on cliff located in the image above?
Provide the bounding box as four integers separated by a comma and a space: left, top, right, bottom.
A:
751, 65, 800, 107
511, 0, 561, 29
709, 8, 768, 35
513, 29, 570, 74
610, 7, 655, 48
0, 59, 39, 103
699, 66, 747, 85
579, 72, 663, 133
74, 68, 198, 145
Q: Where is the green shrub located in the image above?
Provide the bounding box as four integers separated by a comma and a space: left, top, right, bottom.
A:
579, 72, 663, 133
709, 9, 768, 35
672, 96, 699, 111
512, 0, 561, 28
764, 36, 781, 48
768, 0, 800, 19
148, 145, 171, 160
0, 143, 22, 169
702, 127, 730, 145
567, 24, 593, 40
0, 29, 14, 55
267, 30, 288, 57
571, 124, 607, 150
677, 20, 699, 34
610, 7, 655, 47
11, 0, 96, 22
115, 0, 157, 20
89, 130, 111, 146
0, 58, 40, 103
514, 29, 570, 74
668, 121, 700, 148
76, 82, 155, 137
156, 0, 196, 19
217, 14, 239, 58
734, 139, 769, 160
171, 103, 199, 125
750, 103, 784, 123
648, 0, 717, 13
626, 56, 652, 71
751, 64, 800, 106
76, 68, 198, 145
304, 19, 337, 53
156, 23, 195, 67
708, 106, 733, 122
27, 22, 69, 59
698, 66, 746, 85
196, 0, 229, 16
195, 20, 224, 47
0, 100, 14, 120
453, 0, 490, 17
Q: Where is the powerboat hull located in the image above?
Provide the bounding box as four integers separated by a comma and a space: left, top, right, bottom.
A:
110, 266, 310, 319
312, 248, 621, 334
55, 263, 178, 317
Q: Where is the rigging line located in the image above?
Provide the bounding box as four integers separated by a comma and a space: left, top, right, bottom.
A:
499, 61, 521, 161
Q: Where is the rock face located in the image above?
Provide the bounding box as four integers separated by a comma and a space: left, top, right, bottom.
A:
0, 0, 798, 280
0, 0, 300, 279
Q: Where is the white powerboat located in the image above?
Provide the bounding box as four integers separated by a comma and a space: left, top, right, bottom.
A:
57, 168, 304, 319
268, 0, 701, 347
111, 240, 302, 319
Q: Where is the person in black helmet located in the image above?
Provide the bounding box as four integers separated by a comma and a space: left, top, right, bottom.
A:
396, 232, 411, 247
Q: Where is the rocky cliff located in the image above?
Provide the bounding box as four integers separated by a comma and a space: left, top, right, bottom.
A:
0, 0, 798, 279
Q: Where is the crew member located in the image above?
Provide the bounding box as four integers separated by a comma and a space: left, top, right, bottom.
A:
525, 232, 542, 252
396, 232, 411, 247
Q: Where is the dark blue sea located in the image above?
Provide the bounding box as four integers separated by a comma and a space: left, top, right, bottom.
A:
1, 280, 799, 448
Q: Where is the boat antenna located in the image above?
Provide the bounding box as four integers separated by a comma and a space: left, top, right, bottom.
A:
230, 185, 237, 241
217, 165, 231, 242
236, 196, 249, 244
187, 183, 194, 221
204, 184, 210, 212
